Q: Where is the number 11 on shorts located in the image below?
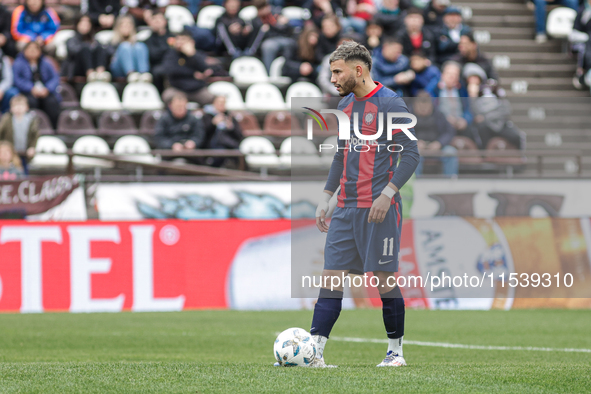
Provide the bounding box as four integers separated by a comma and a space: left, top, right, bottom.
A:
383, 237, 395, 256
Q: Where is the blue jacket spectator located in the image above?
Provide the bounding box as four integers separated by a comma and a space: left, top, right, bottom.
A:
409, 51, 440, 96
436, 7, 471, 65
430, 60, 472, 132
11, 0, 60, 49
371, 38, 410, 93
13, 41, 61, 128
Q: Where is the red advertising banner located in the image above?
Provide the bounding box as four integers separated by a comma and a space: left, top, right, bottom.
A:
0, 220, 291, 312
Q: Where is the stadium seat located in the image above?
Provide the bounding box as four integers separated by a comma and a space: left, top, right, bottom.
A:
97, 111, 138, 141
94, 30, 114, 46
196, 5, 225, 30
231, 111, 262, 136
263, 111, 301, 137
485, 137, 526, 165
281, 6, 310, 21
229, 57, 269, 88
245, 83, 286, 112
268, 57, 291, 88
113, 135, 159, 164
239, 5, 257, 21
72, 135, 113, 168
547, 7, 577, 39
52, 29, 75, 60
208, 81, 246, 110
165, 5, 195, 34
139, 110, 164, 136
136, 29, 152, 41
450, 136, 483, 164
58, 82, 80, 108
320, 135, 337, 167
239, 136, 280, 174
121, 83, 164, 112
57, 109, 96, 137
80, 82, 123, 111
285, 82, 323, 109
279, 136, 321, 168
29, 136, 69, 169
31, 109, 54, 135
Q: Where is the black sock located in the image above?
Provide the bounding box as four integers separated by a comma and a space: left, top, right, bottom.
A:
310, 288, 343, 338
381, 286, 405, 339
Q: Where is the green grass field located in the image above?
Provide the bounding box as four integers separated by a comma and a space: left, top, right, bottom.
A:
0, 309, 590, 393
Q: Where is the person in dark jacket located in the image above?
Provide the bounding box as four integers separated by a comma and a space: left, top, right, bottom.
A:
430, 60, 471, 135
0, 4, 17, 58
422, 0, 448, 34
452, 32, 498, 83
373, 0, 405, 37
161, 31, 215, 106
411, 90, 458, 176
84, 0, 121, 29
435, 6, 471, 65
282, 25, 321, 83
395, 8, 436, 62
154, 92, 206, 152
202, 95, 243, 167
571, 1, 591, 90
144, 11, 172, 92
12, 41, 61, 128
62, 15, 109, 82
0, 48, 18, 113
11, 0, 60, 51
316, 14, 343, 60
214, 0, 252, 57
303, 0, 345, 28
409, 50, 440, 96
371, 37, 411, 95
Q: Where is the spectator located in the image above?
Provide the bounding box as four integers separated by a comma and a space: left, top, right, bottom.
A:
202, 95, 243, 167
371, 36, 411, 94
0, 4, 17, 58
0, 94, 39, 173
251, 0, 296, 73
432, 61, 471, 134
145, 11, 172, 92
412, 91, 458, 177
304, 0, 345, 28
11, 0, 60, 52
422, 0, 449, 33
161, 31, 215, 107
374, 0, 405, 37
123, 0, 169, 26
363, 19, 384, 50
1, 48, 18, 113
316, 14, 343, 60
453, 32, 498, 82
436, 6, 471, 65
0, 141, 25, 180
13, 41, 61, 129
282, 25, 321, 83
343, 0, 377, 34
395, 8, 436, 61
84, 0, 121, 30
533, 0, 578, 43
215, 0, 253, 58
571, 0, 591, 90
62, 15, 110, 82
109, 15, 152, 83
409, 50, 440, 96
154, 92, 206, 153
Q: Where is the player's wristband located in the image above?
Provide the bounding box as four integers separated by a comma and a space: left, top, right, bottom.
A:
381, 185, 396, 199
321, 192, 332, 202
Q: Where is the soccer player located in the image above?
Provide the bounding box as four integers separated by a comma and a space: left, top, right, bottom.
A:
310, 41, 420, 367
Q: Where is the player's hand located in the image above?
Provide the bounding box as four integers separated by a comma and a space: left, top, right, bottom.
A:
315, 192, 332, 233
368, 194, 391, 224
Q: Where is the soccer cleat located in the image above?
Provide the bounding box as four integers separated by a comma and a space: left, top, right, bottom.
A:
308, 357, 337, 368
376, 351, 406, 367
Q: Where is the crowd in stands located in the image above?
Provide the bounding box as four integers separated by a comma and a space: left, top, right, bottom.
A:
6, 0, 587, 178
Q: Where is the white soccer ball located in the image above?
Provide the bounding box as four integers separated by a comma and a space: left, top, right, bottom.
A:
273, 327, 317, 367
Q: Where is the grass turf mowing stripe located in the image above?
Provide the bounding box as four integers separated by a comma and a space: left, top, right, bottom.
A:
330, 336, 591, 353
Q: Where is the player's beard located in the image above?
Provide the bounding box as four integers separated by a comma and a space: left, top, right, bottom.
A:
336, 75, 357, 97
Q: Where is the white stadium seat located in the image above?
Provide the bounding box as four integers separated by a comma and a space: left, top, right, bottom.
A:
136, 29, 152, 41
229, 57, 269, 87
52, 29, 75, 60
208, 81, 246, 110
94, 30, 114, 45
197, 5, 225, 30
239, 136, 280, 174
80, 82, 122, 111
166, 5, 195, 34
245, 83, 286, 112
281, 6, 310, 21
122, 83, 164, 112
268, 56, 291, 88
285, 81, 323, 109
113, 135, 159, 164
29, 136, 69, 169
547, 7, 577, 39
72, 136, 113, 168
239, 5, 258, 21
279, 136, 321, 168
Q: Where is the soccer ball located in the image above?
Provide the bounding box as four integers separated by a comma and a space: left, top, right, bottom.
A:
273, 327, 317, 367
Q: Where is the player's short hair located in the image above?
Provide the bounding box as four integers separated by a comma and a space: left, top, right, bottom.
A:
329, 41, 373, 72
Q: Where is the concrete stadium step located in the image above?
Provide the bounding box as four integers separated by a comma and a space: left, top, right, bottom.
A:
481, 39, 561, 53
508, 100, 591, 110
500, 77, 579, 90
453, 2, 532, 16
511, 115, 591, 127
472, 27, 536, 40
498, 64, 576, 78
518, 127, 591, 136
486, 52, 574, 65
469, 15, 535, 28
504, 90, 590, 97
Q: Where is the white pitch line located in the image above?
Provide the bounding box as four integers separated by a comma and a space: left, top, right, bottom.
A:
330, 336, 591, 353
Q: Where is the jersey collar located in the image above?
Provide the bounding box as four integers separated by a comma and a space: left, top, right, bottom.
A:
354, 82, 383, 101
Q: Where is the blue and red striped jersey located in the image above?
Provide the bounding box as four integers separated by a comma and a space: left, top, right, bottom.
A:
324, 82, 420, 208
